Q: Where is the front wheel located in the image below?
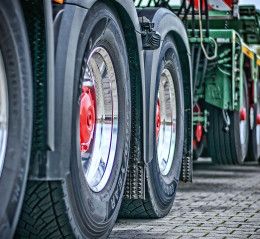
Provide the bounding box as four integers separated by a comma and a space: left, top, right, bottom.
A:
120, 36, 184, 218
16, 3, 131, 238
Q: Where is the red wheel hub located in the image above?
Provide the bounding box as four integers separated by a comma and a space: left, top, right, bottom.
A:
80, 84, 96, 152
240, 107, 247, 121
156, 99, 161, 141
193, 104, 203, 144
257, 114, 260, 125
195, 123, 203, 143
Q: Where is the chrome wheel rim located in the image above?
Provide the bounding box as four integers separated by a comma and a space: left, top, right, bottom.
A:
0, 51, 8, 177
80, 47, 118, 192
257, 122, 260, 146
156, 68, 177, 176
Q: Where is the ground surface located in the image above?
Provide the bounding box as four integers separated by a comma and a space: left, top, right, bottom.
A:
110, 159, 260, 239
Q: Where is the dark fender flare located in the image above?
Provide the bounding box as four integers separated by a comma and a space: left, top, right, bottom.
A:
139, 8, 193, 182
30, 0, 146, 180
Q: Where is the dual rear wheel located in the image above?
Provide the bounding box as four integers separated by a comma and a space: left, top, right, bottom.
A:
207, 78, 260, 165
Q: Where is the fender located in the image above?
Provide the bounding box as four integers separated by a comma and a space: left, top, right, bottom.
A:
139, 8, 193, 182
30, 0, 146, 180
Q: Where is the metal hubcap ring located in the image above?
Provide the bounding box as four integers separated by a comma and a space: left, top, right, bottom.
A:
0, 51, 8, 177
80, 47, 118, 192
239, 106, 247, 146
256, 104, 260, 146
156, 68, 177, 176
156, 100, 161, 142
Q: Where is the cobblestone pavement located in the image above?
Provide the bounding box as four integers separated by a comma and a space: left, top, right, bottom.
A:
110, 160, 260, 239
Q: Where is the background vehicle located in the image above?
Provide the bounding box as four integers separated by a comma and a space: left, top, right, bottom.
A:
0, 0, 259, 238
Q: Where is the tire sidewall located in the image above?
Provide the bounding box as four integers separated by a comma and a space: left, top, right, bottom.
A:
147, 36, 184, 215
0, 1, 32, 237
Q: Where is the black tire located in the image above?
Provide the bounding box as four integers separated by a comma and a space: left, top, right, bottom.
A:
0, 0, 33, 238
193, 135, 206, 160
247, 81, 260, 162
16, 3, 131, 239
120, 36, 184, 219
207, 80, 249, 165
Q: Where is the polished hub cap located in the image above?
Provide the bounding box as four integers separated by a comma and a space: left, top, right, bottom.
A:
0, 51, 8, 177
80, 47, 118, 192
240, 105, 247, 145
156, 68, 177, 176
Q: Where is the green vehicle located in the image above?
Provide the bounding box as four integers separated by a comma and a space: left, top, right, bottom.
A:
0, 0, 259, 238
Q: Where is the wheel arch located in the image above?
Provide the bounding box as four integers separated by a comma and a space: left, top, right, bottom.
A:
139, 8, 193, 182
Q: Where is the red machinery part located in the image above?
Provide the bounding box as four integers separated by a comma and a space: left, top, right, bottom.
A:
195, 123, 203, 143
193, 0, 233, 11
240, 107, 247, 121
156, 99, 161, 141
257, 114, 260, 125
193, 104, 204, 143
80, 84, 96, 152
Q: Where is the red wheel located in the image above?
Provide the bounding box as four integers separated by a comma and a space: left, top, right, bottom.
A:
80, 83, 95, 152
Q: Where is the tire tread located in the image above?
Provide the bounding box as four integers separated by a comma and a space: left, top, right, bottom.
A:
15, 181, 74, 239
208, 105, 239, 165
119, 199, 157, 219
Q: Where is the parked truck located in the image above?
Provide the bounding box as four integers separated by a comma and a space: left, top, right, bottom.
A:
0, 0, 259, 238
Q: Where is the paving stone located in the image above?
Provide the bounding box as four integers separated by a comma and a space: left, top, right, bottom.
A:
110, 161, 260, 238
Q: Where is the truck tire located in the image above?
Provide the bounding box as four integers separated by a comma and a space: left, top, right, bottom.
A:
120, 36, 184, 218
0, 0, 33, 238
16, 3, 131, 238
207, 80, 249, 165
247, 81, 260, 162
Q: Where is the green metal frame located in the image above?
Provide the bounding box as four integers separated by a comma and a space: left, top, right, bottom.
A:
189, 29, 244, 111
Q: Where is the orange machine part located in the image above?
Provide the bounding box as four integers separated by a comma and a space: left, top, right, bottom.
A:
53, 0, 64, 4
